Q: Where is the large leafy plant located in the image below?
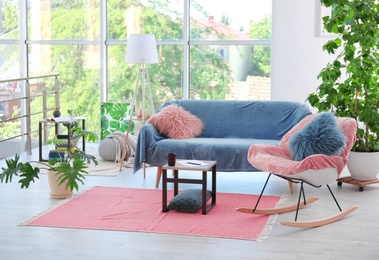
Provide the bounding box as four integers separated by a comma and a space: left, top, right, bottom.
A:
308, 0, 379, 152
0, 126, 99, 191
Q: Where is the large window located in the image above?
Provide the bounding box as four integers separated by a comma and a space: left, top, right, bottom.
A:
0, 0, 271, 138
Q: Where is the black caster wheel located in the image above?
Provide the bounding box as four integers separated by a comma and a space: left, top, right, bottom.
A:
337, 181, 342, 187
359, 187, 364, 192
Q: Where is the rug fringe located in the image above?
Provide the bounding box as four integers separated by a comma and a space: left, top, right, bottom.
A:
19, 186, 95, 226
256, 195, 287, 242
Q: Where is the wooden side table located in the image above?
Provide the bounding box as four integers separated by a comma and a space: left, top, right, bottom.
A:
38, 116, 86, 161
162, 160, 217, 215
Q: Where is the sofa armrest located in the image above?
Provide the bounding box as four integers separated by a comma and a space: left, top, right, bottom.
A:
133, 123, 166, 173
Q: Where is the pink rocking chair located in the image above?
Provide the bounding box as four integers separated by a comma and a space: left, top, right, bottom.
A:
237, 114, 358, 228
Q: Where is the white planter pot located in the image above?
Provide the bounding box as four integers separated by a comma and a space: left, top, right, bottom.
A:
347, 151, 379, 181
47, 170, 72, 199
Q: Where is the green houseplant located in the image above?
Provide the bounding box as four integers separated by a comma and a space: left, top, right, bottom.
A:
0, 123, 99, 194
308, 0, 379, 180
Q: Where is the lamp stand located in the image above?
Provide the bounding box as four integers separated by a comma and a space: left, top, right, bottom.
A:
119, 65, 155, 172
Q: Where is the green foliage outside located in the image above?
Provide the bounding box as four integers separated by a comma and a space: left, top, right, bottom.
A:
248, 14, 271, 77
1, 1, 18, 33
0, 120, 20, 140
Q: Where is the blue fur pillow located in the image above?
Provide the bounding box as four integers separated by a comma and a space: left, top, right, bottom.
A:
288, 113, 346, 161
167, 189, 212, 213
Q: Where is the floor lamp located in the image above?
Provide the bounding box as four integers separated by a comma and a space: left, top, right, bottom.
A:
119, 34, 158, 171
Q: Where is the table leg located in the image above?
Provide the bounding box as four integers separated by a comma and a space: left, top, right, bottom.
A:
67, 123, 71, 150
82, 119, 85, 151
173, 169, 179, 196
39, 122, 43, 161
212, 165, 216, 205
202, 170, 207, 215
162, 169, 168, 212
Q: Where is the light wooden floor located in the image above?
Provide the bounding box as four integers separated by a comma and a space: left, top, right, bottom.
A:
0, 144, 378, 259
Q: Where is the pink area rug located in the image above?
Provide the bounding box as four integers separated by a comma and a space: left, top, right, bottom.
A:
22, 186, 283, 241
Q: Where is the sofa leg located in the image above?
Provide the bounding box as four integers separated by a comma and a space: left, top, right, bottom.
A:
288, 181, 294, 194
156, 166, 162, 188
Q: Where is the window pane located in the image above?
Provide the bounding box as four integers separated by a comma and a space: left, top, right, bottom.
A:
190, 0, 271, 40
28, 0, 100, 40
0, 117, 23, 159
190, 44, 270, 100
0, 44, 19, 79
108, 44, 183, 110
107, 0, 182, 41
28, 44, 100, 135
0, 1, 19, 40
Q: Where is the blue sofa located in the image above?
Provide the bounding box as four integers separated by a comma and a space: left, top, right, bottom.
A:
133, 100, 312, 187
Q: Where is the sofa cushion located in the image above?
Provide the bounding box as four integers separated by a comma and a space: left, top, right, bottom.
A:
288, 112, 346, 161
167, 189, 212, 213
148, 104, 204, 139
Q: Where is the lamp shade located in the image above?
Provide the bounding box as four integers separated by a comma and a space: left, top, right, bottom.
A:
125, 34, 158, 64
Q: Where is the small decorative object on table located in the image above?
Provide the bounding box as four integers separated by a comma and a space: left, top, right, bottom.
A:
53, 107, 61, 118
166, 152, 176, 166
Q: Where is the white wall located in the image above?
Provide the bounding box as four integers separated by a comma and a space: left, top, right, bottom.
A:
271, 0, 335, 104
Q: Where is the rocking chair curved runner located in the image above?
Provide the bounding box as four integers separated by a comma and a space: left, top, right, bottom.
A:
237, 114, 358, 228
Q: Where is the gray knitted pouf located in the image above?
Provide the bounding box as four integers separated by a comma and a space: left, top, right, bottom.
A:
98, 131, 137, 162
98, 138, 129, 161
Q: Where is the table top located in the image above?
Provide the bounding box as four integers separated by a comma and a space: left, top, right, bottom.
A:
162, 159, 217, 171
40, 116, 86, 123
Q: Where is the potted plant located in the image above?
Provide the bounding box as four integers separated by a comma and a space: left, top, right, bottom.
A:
64, 105, 85, 129
0, 125, 99, 198
308, 0, 379, 180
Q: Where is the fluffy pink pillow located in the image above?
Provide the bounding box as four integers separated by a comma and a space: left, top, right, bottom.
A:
148, 104, 204, 139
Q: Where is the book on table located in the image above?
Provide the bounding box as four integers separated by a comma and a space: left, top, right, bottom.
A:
55, 134, 81, 150
49, 149, 66, 159
174, 160, 210, 167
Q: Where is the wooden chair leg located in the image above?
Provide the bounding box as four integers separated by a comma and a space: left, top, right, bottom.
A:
288, 181, 294, 194
281, 206, 358, 228
155, 166, 162, 188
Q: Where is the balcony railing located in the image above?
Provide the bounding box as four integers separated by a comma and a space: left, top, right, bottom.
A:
0, 75, 60, 158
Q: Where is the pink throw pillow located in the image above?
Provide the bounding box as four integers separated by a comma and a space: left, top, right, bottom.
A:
148, 104, 204, 139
